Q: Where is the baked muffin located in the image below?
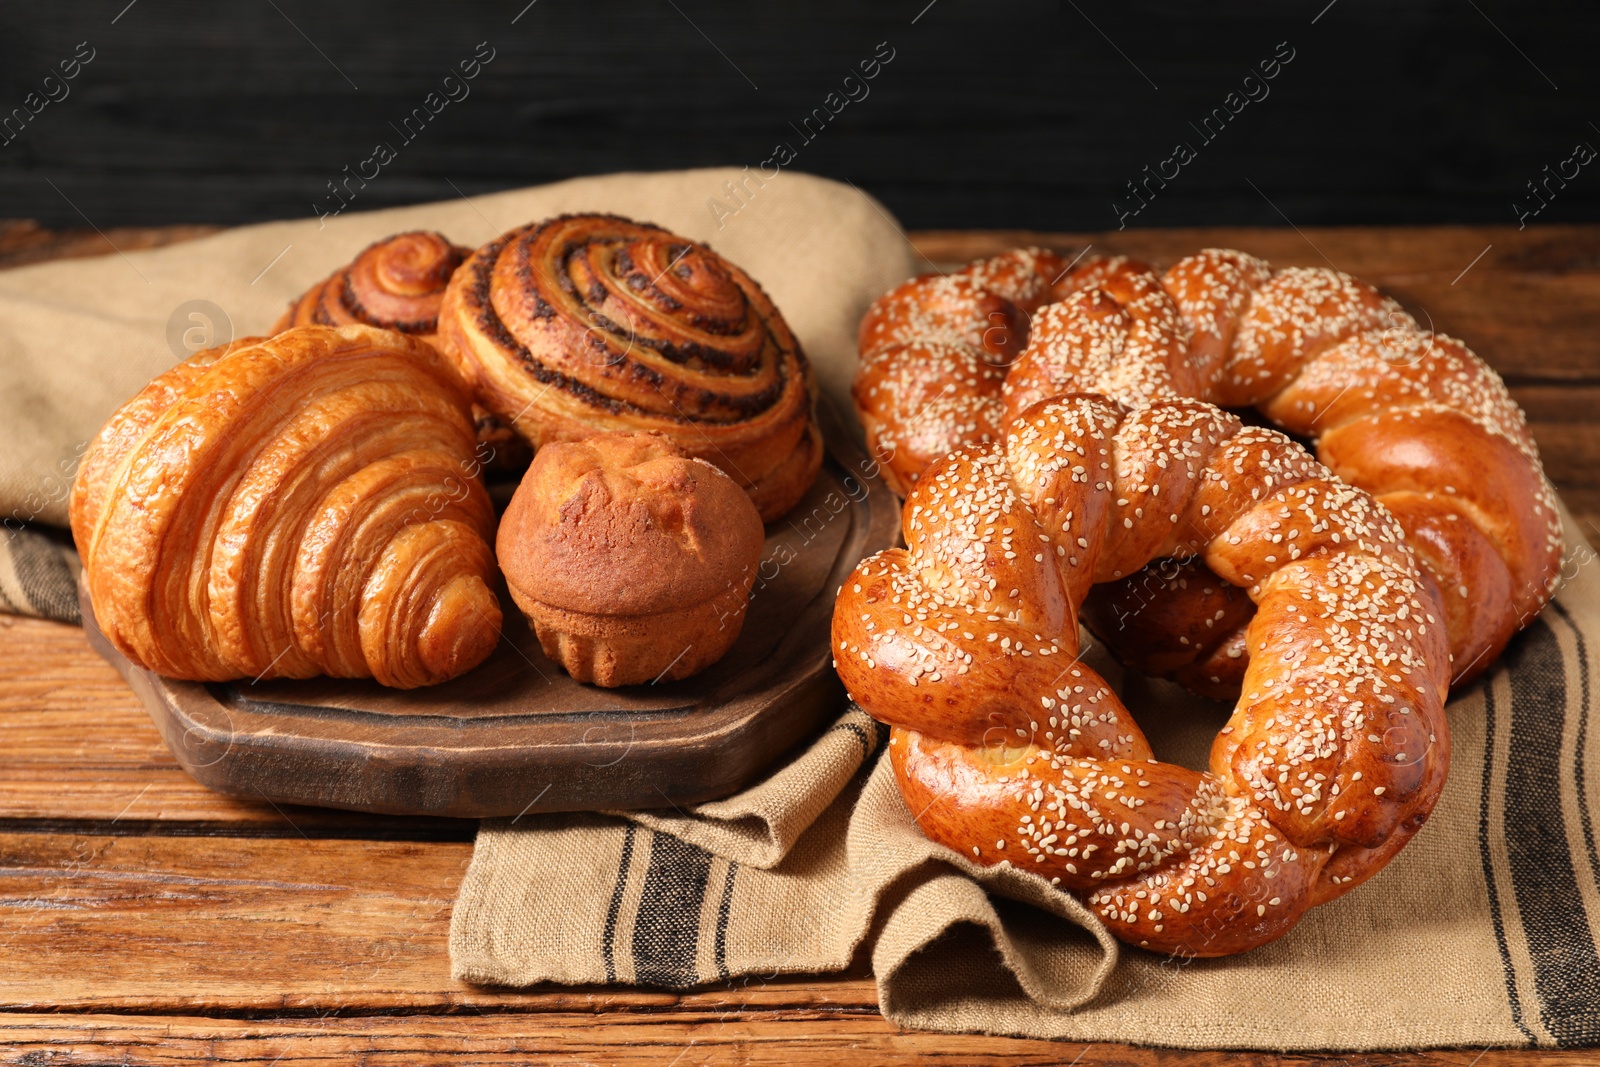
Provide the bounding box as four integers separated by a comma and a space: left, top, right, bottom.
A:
497, 432, 766, 686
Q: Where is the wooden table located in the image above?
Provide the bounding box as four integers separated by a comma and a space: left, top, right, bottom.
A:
1, 221, 1595, 1066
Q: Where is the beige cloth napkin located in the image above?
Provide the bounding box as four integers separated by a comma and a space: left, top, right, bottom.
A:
6, 168, 1599, 1048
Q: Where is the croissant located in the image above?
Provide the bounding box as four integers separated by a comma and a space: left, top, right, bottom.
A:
855, 249, 1562, 688
833, 395, 1451, 956
70, 324, 502, 689
436, 213, 822, 522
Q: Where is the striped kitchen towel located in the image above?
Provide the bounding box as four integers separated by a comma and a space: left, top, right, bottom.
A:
0, 526, 79, 624
453, 505, 1600, 1049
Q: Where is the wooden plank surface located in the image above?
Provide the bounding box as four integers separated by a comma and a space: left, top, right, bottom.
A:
0, 219, 221, 269
0, 822, 878, 1016
4, 1015, 1594, 1067
0, 614, 474, 836
1, 222, 1596, 1064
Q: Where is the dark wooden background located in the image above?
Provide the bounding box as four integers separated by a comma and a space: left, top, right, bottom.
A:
1, 0, 1597, 232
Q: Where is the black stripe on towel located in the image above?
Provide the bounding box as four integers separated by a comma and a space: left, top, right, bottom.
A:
1551, 601, 1600, 912
1480, 675, 1536, 1043
631, 831, 712, 989
713, 860, 737, 981
1502, 619, 1600, 1045
602, 823, 638, 984
828, 710, 889, 764
828, 719, 876, 763
7, 529, 78, 623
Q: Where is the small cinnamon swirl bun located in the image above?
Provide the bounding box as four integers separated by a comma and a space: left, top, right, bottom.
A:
275, 230, 469, 340
276, 230, 531, 475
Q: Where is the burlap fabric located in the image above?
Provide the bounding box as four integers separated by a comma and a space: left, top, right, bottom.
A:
5, 169, 1598, 1048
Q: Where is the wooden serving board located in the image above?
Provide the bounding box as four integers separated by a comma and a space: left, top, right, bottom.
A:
80, 404, 899, 819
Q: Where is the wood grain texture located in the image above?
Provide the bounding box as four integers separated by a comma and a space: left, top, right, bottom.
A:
1, 222, 1595, 1063
0, 822, 1578, 1064
0, 830, 878, 1016
0, 219, 221, 269
0, 613, 473, 837
0, 823, 878, 1015
2, 1013, 1591, 1067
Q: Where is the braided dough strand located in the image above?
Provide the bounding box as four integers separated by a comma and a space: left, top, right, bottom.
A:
834, 396, 1450, 955
854, 249, 1562, 687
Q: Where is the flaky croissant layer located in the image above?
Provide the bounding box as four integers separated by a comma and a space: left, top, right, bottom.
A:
70, 325, 502, 689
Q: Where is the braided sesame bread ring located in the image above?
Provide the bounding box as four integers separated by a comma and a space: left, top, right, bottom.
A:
854, 249, 1562, 687
833, 396, 1450, 956
437, 213, 821, 522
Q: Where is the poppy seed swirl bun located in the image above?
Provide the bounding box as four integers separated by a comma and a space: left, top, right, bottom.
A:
436, 213, 821, 522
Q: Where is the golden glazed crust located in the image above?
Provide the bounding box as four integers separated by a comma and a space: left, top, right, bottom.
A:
854, 248, 1562, 690
833, 396, 1452, 956
437, 213, 821, 522
497, 431, 765, 687
69, 324, 502, 689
